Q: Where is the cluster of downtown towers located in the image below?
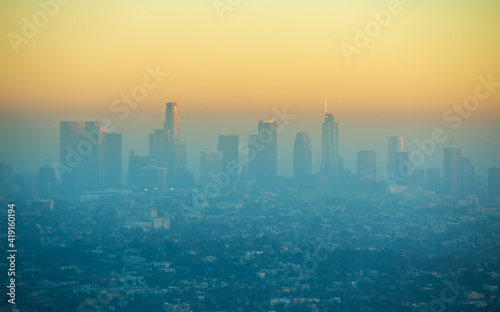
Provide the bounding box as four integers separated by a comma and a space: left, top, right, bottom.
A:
52, 102, 500, 198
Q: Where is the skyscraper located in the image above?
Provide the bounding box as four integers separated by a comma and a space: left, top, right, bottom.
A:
410, 169, 426, 189
164, 102, 179, 141
249, 120, 277, 188
444, 147, 461, 198
356, 150, 376, 179
320, 99, 340, 188
217, 135, 239, 189
102, 133, 122, 189
128, 155, 152, 187
38, 165, 56, 198
293, 133, 312, 189
148, 102, 189, 187
395, 151, 410, 185
137, 167, 167, 192
59, 121, 107, 194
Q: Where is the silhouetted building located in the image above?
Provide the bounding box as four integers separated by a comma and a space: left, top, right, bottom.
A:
129, 155, 152, 187
38, 165, 56, 198
137, 166, 167, 192
59, 121, 110, 194
460, 157, 475, 197
249, 120, 277, 188
149, 129, 164, 165
148, 102, 189, 187
217, 135, 239, 189
200, 151, 223, 187
293, 133, 312, 189
102, 133, 122, 189
410, 169, 426, 189
387, 136, 404, 181
386, 150, 411, 186
488, 167, 500, 196
444, 147, 461, 198
357, 150, 376, 179
320, 101, 340, 188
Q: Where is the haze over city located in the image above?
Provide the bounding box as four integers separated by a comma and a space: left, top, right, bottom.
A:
1, 0, 500, 180
1, 1, 500, 311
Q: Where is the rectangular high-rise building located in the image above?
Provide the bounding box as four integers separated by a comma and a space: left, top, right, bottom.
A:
102, 133, 122, 189
164, 102, 179, 141
444, 147, 461, 198
128, 155, 152, 187
38, 165, 56, 198
293, 133, 312, 189
148, 102, 189, 187
320, 112, 339, 187
59, 121, 107, 194
249, 120, 277, 188
395, 151, 410, 185
387, 136, 404, 178
217, 135, 239, 189
356, 150, 376, 179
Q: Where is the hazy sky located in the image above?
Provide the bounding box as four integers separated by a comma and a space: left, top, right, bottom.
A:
1, 0, 499, 180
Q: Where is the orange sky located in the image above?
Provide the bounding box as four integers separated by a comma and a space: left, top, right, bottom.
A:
1, 0, 499, 117
0, 0, 499, 177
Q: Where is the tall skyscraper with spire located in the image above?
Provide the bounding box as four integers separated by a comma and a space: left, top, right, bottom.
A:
164, 102, 179, 141
148, 102, 189, 187
320, 98, 340, 188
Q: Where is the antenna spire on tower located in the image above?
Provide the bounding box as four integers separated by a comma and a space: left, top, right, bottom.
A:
325, 97, 328, 114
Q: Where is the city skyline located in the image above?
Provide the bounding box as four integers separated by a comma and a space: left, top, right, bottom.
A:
1, 1, 500, 310
11, 101, 494, 197
1, 99, 499, 185
1, 1, 500, 180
